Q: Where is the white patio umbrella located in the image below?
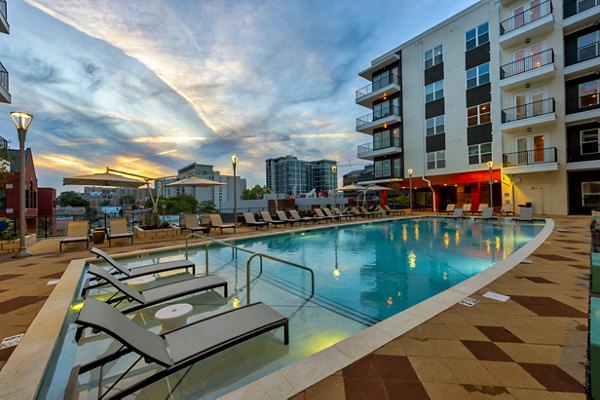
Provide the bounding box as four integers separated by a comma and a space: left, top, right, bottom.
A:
165, 176, 226, 202
63, 172, 146, 188
337, 183, 368, 209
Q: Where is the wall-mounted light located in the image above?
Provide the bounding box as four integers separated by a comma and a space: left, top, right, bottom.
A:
525, 38, 530, 44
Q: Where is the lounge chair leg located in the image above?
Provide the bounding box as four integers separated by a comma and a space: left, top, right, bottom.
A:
283, 321, 289, 345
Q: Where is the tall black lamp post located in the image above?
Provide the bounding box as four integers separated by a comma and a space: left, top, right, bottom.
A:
331, 164, 337, 209
407, 168, 413, 214
231, 154, 238, 233
10, 112, 33, 258
487, 160, 493, 208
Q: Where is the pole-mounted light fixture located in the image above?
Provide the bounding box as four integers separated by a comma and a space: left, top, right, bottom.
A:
10, 112, 33, 258
487, 160, 493, 209
407, 168, 413, 214
231, 154, 238, 233
331, 164, 337, 210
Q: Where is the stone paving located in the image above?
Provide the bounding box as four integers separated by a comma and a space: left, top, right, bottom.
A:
0, 215, 593, 399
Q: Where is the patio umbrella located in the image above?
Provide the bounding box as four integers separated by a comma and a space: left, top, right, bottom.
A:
165, 176, 226, 188
365, 184, 392, 207
337, 183, 367, 192
63, 172, 146, 188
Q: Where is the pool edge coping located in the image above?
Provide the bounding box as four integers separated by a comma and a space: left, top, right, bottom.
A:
0, 216, 553, 400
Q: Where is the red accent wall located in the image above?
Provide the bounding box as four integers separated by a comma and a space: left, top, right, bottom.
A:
38, 187, 56, 217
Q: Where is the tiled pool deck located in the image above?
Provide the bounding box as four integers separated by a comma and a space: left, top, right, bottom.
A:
0, 214, 592, 399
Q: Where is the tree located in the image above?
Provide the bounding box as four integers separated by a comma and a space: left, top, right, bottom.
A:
119, 195, 137, 208
241, 184, 272, 200
198, 200, 217, 214
57, 191, 92, 213
99, 200, 111, 207
146, 193, 199, 214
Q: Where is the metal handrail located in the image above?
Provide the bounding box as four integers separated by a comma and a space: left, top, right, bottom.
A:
565, 39, 600, 66
563, 0, 600, 19
357, 136, 402, 156
356, 105, 401, 127
500, 49, 553, 79
0, 1, 6, 22
500, 0, 552, 35
501, 98, 554, 123
355, 73, 400, 99
185, 233, 315, 305
502, 147, 557, 167
0, 61, 8, 93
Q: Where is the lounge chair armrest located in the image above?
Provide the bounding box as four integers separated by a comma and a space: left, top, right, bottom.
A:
64, 364, 82, 400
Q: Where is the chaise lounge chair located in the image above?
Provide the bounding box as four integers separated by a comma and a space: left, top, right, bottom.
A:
60, 221, 91, 252
333, 207, 356, 220
462, 204, 472, 214
86, 247, 196, 294
84, 264, 227, 313
243, 212, 269, 229
472, 203, 488, 215
382, 205, 405, 216
182, 214, 210, 235
65, 297, 288, 400
440, 204, 455, 215
276, 210, 301, 225
517, 207, 534, 222
107, 218, 134, 247
321, 208, 341, 221
208, 214, 236, 234
260, 211, 288, 227
313, 208, 333, 223
447, 208, 464, 219
481, 207, 495, 221
289, 209, 316, 224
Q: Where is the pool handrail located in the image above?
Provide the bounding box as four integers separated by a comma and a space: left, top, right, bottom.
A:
185, 233, 315, 305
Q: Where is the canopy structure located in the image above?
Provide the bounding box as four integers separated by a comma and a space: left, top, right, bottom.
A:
337, 183, 367, 192
366, 184, 391, 191
165, 177, 226, 188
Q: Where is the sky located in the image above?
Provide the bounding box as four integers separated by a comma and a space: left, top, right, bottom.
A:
0, 0, 478, 193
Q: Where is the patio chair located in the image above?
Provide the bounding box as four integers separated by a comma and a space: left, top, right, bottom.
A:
243, 212, 269, 229
208, 214, 235, 234
481, 207, 495, 220
260, 211, 288, 227
462, 204, 472, 214
472, 203, 487, 215
517, 207, 534, 222
358, 206, 380, 218
440, 204, 455, 215
107, 218, 133, 247
313, 208, 333, 223
84, 264, 227, 313
276, 210, 301, 225
289, 209, 317, 224
182, 214, 210, 235
86, 247, 195, 293
333, 207, 356, 220
322, 208, 341, 221
60, 221, 90, 252
447, 208, 464, 219
500, 203, 514, 216
66, 297, 288, 400
383, 205, 405, 216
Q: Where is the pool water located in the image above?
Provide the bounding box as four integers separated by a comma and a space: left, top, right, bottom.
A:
38, 217, 544, 399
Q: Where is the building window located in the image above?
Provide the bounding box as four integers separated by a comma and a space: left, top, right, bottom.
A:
579, 80, 600, 108
582, 181, 600, 207
424, 45, 443, 69
467, 103, 491, 127
466, 22, 490, 51
374, 130, 391, 149
425, 80, 444, 103
374, 159, 392, 178
426, 115, 445, 136
468, 142, 492, 165
466, 62, 490, 89
581, 129, 600, 154
577, 31, 600, 62
427, 150, 446, 169
393, 159, 401, 177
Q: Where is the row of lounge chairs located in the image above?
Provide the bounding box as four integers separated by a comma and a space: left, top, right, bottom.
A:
66, 247, 289, 399
444, 206, 534, 222
60, 219, 134, 252
440, 203, 516, 216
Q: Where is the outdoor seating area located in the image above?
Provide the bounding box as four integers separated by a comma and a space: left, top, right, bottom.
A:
59, 221, 90, 252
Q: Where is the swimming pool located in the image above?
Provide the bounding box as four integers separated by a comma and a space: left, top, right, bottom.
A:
37, 217, 545, 399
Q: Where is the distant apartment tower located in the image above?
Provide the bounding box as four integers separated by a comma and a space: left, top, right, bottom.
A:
265, 155, 337, 196
0, 0, 11, 103
355, 0, 600, 215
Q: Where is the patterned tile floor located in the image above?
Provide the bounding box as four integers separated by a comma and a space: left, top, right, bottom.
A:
0, 215, 593, 399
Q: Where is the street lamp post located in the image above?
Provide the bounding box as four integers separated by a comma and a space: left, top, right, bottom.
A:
231, 154, 238, 233
487, 160, 493, 209
407, 168, 413, 214
10, 112, 33, 258
331, 165, 337, 210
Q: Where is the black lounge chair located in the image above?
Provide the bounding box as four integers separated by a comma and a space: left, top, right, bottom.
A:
86, 264, 227, 312
91, 247, 196, 277
182, 214, 210, 235
65, 297, 289, 400
243, 212, 269, 229
208, 214, 236, 234
333, 207, 355, 220
260, 211, 288, 227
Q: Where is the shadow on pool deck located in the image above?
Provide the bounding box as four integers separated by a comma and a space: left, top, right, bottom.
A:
0, 214, 592, 400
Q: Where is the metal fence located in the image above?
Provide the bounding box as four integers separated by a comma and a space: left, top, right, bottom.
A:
500, 0, 552, 35
500, 49, 553, 79
503, 147, 557, 168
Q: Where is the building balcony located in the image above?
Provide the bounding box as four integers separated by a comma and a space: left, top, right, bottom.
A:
503, 147, 558, 174
357, 137, 402, 160
499, 0, 519, 6
356, 106, 402, 134
564, 40, 600, 79
355, 74, 401, 108
499, 0, 553, 48
0, 62, 10, 104
501, 98, 556, 132
0, 1, 8, 35
499, 49, 555, 90
565, 96, 600, 124
563, 0, 600, 34
359, 53, 400, 80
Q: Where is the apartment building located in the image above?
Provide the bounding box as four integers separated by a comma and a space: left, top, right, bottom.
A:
265, 155, 337, 196
355, 0, 600, 215
0, 0, 11, 104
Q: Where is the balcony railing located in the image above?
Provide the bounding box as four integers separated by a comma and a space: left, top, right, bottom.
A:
564, 0, 600, 19
355, 74, 400, 100
0, 61, 8, 93
0, 1, 6, 22
500, 0, 552, 35
356, 105, 401, 128
565, 39, 600, 66
501, 98, 554, 123
568, 147, 600, 162
566, 94, 600, 114
500, 49, 553, 79
503, 147, 557, 167
357, 136, 402, 157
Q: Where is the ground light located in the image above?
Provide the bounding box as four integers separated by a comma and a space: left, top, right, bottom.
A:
10, 111, 33, 258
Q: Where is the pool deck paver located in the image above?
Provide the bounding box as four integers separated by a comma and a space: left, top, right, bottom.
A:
0, 214, 593, 399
